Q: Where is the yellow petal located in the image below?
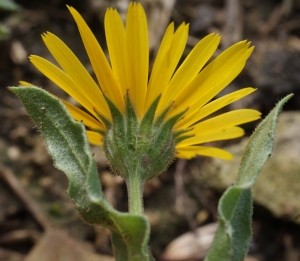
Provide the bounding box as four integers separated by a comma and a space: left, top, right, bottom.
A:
86, 130, 103, 146
175, 87, 257, 129
19, 81, 34, 86
177, 126, 244, 147
190, 109, 261, 134
105, 8, 127, 98
145, 22, 174, 110
168, 41, 254, 119
145, 22, 189, 111
29, 55, 102, 121
158, 34, 220, 114
68, 6, 124, 111
42, 32, 111, 120
60, 98, 105, 132
176, 145, 233, 160
126, 3, 149, 118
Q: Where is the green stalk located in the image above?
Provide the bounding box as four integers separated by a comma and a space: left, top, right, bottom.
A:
126, 173, 144, 215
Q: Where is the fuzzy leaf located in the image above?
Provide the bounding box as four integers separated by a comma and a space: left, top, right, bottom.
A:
235, 95, 293, 187
205, 94, 293, 261
10, 86, 152, 261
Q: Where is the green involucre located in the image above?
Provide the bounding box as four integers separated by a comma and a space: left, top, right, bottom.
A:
103, 94, 187, 181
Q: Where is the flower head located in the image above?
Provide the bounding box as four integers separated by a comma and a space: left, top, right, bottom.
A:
24, 3, 260, 178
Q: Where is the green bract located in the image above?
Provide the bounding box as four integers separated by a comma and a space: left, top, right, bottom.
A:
99, 95, 187, 182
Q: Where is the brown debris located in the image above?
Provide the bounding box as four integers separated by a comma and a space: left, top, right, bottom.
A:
0, 163, 53, 230
24, 230, 114, 261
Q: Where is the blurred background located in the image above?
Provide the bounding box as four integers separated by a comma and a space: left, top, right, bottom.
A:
0, 0, 300, 260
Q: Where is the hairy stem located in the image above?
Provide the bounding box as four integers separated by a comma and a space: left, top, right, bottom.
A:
126, 173, 144, 215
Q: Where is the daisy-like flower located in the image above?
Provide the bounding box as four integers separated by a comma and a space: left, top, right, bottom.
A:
24, 3, 260, 180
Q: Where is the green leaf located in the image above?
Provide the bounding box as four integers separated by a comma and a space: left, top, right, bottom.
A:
205, 94, 293, 261
236, 94, 293, 188
10, 86, 152, 261
0, 0, 20, 11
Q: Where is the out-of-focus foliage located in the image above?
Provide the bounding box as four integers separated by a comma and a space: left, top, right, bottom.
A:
0, 23, 10, 39
0, 0, 20, 11
0, 0, 20, 40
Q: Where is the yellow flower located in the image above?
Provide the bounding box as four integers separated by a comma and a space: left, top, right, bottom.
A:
24, 3, 260, 161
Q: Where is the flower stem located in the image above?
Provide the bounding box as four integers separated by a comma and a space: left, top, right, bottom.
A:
126, 172, 144, 215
